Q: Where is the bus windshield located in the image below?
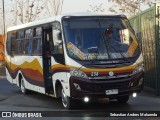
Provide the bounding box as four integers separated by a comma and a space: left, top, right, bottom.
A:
62, 17, 140, 61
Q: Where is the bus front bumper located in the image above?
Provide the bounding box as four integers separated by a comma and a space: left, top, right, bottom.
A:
69, 72, 143, 99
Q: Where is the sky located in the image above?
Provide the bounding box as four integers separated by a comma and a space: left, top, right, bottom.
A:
3, 0, 155, 19
0, 0, 156, 33
1, 0, 113, 32
61, 0, 113, 14
4, 0, 112, 12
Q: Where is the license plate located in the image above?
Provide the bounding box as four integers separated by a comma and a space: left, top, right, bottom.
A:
106, 89, 118, 95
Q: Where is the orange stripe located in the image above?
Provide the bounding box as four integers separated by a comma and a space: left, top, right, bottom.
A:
51, 62, 143, 74
6, 58, 43, 75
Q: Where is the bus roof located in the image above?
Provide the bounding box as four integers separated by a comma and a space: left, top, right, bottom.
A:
59, 12, 125, 16
7, 12, 126, 32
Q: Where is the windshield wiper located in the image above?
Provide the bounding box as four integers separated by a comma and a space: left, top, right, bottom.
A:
104, 34, 130, 63
98, 19, 130, 63
89, 18, 130, 64
90, 18, 110, 64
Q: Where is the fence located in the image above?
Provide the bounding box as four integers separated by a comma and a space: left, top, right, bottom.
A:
129, 3, 160, 95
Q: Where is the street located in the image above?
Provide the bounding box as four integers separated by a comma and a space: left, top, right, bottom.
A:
0, 78, 160, 120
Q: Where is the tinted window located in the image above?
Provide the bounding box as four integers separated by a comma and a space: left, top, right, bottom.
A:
32, 27, 42, 55
17, 40, 24, 54
6, 33, 12, 55
24, 29, 33, 55
9, 31, 17, 55
8, 27, 42, 56
6, 41, 11, 55
11, 40, 18, 55
32, 39, 42, 55
35, 27, 42, 37
17, 31, 24, 39
25, 29, 33, 38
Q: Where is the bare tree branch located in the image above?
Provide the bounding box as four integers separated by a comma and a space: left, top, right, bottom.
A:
10, 0, 45, 24
45, 0, 64, 16
88, 4, 105, 12
108, 0, 154, 15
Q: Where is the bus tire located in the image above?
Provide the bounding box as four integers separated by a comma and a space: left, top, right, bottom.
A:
61, 88, 75, 110
20, 78, 28, 94
117, 95, 129, 104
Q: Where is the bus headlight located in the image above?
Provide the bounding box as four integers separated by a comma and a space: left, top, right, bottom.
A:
132, 64, 144, 75
70, 68, 88, 79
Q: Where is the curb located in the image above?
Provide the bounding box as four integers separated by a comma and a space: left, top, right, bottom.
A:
0, 76, 6, 79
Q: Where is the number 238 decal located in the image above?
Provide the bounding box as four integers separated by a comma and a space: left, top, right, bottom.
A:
91, 72, 99, 77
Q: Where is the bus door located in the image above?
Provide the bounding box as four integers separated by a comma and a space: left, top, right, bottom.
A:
42, 27, 53, 94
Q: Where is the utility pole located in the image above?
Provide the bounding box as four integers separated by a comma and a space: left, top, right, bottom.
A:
21, 0, 24, 23
2, 0, 5, 35
15, 1, 17, 25
1, 0, 5, 60
60, 0, 64, 14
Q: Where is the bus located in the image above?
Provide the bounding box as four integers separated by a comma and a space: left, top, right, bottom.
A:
5, 13, 144, 109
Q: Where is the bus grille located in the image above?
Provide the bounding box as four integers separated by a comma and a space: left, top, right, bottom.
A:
82, 81, 130, 92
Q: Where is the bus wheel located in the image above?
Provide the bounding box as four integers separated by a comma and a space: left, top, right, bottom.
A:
117, 95, 129, 104
61, 88, 75, 109
20, 78, 28, 94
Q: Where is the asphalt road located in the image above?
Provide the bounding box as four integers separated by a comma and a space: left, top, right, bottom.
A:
0, 78, 160, 120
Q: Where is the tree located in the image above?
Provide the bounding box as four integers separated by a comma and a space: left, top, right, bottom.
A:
108, 0, 153, 16
0, 1, 5, 60
0, 35, 5, 61
45, 0, 64, 16
10, 0, 44, 24
88, 4, 105, 12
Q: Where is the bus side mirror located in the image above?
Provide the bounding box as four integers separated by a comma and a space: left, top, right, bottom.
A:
53, 29, 62, 46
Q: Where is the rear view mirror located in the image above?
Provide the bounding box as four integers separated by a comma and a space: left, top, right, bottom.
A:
53, 29, 62, 46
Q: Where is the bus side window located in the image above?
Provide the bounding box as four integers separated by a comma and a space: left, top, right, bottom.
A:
17, 40, 24, 55
24, 29, 33, 55
54, 44, 63, 54
24, 40, 29, 54
11, 40, 18, 55
6, 33, 11, 55
28, 39, 32, 54
6, 40, 11, 55
17, 30, 24, 55
52, 23, 63, 55
52, 22, 64, 64
32, 27, 42, 55
10, 31, 17, 56
32, 38, 42, 55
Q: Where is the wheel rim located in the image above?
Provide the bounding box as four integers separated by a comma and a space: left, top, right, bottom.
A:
61, 89, 68, 108
21, 79, 25, 93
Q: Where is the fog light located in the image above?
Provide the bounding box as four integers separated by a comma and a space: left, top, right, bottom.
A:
73, 83, 81, 90
133, 93, 137, 98
84, 97, 89, 102
138, 78, 143, 86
